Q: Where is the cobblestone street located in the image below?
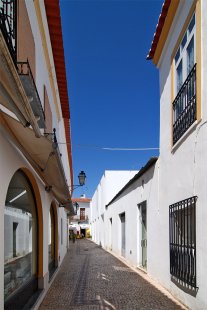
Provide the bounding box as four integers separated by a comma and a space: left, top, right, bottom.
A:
39, 239, 184, 310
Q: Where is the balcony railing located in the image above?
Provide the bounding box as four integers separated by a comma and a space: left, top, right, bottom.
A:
0, 0, 17, 63
17, 61, 45, 128
169, 196, 197, 288
173, 64, 196, 145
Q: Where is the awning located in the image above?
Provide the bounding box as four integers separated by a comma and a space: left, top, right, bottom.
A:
0, 31, 41, 137
79, 224, 90, 230
0, 111, 71, 207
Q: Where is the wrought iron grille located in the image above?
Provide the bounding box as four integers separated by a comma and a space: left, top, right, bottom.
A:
173, 64, 196, 145
0, 0, 17, 62
169, 196, 197, 288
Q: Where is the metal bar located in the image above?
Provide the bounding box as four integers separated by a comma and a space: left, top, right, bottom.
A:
0, 0, 17, 62
169, 196, 197, 288
173, 64, 196, 144
194, 197, 197, 287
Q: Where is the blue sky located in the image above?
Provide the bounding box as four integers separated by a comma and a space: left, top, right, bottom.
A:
60, 0, 163, 198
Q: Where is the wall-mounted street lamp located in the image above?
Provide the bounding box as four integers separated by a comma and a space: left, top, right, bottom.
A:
60, 171, 87, 209
70, 171, 86, 191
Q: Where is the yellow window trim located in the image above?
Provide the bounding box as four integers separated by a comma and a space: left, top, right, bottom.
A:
33, 0, 61, 121
170, 0, 201, 147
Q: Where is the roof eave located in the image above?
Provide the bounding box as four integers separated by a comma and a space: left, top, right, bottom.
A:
147, 0, 179, 66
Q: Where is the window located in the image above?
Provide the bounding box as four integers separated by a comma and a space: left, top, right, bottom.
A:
80, 208, 85, 221
48, 205, 56, 279
175, 14, 195, 94
173, 13, 196, 144
4, 170, 38, 307
0, 0, 17, 62
61, 218, 63, 245
169, 196, 197, 288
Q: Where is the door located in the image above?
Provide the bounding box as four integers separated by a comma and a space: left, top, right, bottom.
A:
120, 213, 125, 257
140, 202, 147, 269
80, 208, 85, 220
109, 218, 112, 250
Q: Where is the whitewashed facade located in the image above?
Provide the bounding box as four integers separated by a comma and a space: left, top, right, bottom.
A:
0, 0, 73, 309
151, 0, 207, 309
91, 170, 137, 248
70, 196, 91, 237
104, 159, 158, 269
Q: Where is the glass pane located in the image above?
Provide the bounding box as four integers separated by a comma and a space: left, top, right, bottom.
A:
175, 48, 180, 64
188, 14, 195, 34
187, 37, 194, 74
48, 206, 55, 275
176, 60, 183, 93
4, 171, 37, 302
181, 33, 187, 51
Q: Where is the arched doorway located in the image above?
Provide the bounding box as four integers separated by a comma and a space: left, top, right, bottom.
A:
4, 170, 38, 308
48, 203, 58, 279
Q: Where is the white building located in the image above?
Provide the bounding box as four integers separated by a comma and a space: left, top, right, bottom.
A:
147, 0, 206, 309
91, 170, 137, 248
70, 196, 91, 238
104, 158, 158, 270
0, 0, 74, 309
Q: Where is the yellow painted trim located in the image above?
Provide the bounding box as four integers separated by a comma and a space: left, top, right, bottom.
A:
170, 59, 174, 147
170, 0, 201, 147
33, 0, 61, 121
153, 0, 180, 66
195, 0, 201, 121
21, 167, 44, 278
171, 1, 197, 75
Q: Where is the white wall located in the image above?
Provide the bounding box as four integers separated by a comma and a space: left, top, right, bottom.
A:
91, 170, 137, 247
157, 1, 207, 308
25, 1, 71, 187
104, 163, 158, 269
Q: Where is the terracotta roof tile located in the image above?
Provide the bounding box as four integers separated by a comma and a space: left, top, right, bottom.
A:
147, 0, 171, 60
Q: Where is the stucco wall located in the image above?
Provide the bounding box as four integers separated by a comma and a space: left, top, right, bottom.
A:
104, 164, 158, 269
158, 0, 207, 308
91, 170, 137, 247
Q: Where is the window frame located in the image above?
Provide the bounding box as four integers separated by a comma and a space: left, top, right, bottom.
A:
170, 1, 201, 148
169, 196, 197, 288
174, 13, 196, 96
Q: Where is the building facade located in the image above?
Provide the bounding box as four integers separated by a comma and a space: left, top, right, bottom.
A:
104, 158, 158, 270
148, 0, 206, 309
70, 196, 92, 238
91, 170, 137, 248
0, 0, 73, 309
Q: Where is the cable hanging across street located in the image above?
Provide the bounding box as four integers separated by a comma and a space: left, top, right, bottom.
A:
57, 142, 159, 151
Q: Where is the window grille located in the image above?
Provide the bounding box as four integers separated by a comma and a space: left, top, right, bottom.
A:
169, 196, 197, 288
173, 64, 196, 144
0, 0, 17, 62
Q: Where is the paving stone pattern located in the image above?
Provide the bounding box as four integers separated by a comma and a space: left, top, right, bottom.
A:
39, 239, 182, 310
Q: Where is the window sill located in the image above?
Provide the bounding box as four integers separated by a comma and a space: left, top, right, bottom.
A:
171, 118, 202, 153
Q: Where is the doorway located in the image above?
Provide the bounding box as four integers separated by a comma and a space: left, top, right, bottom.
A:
120, 213, 126, 257
48, 204, 56, 279
138, 201, 147, 269
109, 218, 112, 250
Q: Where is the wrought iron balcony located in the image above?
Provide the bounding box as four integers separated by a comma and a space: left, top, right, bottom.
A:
169, 196, 197, 288
17, 61, 45, 128
0, 0, 17, 63
173, 64, 196, 145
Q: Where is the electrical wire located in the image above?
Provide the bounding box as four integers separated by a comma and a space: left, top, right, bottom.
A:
57, 142, 159, 151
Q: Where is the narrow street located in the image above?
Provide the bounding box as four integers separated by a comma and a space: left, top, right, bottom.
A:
40, 239, 183, 310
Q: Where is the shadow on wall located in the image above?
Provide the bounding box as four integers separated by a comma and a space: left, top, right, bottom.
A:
171, 276, 198, 297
